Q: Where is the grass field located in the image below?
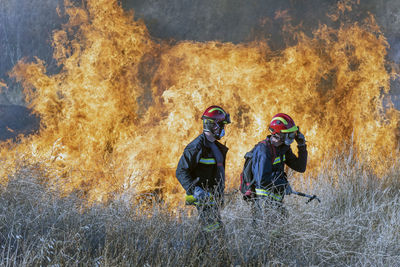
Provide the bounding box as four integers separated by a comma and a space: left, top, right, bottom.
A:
1, 157, 399, 266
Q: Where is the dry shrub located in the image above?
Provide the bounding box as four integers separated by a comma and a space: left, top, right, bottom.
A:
0, 158, 399, 266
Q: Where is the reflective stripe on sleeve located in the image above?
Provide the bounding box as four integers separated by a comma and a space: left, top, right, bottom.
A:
204, 222, 221, 232
272, 155, 286, 165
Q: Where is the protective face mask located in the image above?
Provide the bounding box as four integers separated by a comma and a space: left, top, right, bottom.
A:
218, 128, 225, 139
212, 122, 225, 140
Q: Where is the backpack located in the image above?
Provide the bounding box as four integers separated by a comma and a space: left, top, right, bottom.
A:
239, 139, 275, 201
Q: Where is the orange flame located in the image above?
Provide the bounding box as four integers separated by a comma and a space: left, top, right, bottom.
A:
0, 80, 6, 93
0, 0, 399, 207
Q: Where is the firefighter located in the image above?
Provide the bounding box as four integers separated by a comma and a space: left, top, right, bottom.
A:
252, 113, 307, 218
176, 105, 230, 234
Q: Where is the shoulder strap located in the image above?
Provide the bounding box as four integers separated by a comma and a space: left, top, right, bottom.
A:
263, 137, 276, 165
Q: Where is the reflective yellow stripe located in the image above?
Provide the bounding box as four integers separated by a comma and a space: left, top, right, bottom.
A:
281, 125, 298, 133
204, 222, 220, 232
199, 158, 216, 164
273, 155, 286, 165
271, 117, 288, 125
208, 107, 225, 115
255, 188, 283, 201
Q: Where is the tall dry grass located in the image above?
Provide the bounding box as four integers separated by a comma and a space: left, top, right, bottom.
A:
0, 158, 399, 266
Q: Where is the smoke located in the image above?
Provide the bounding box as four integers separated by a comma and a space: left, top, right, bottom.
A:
123, 0, 336, 45
123, 0, 400, 106
1, 0, 400, 104
0, 0, 64, 105
122, 1, 397, 43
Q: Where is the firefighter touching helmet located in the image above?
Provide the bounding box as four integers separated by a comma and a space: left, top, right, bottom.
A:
268, 113, 305, 147
252, 113, 307, 209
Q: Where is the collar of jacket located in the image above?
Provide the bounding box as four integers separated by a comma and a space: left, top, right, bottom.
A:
200, 132, 229, 154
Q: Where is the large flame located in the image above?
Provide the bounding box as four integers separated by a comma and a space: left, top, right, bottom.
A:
0, 0, 399, 206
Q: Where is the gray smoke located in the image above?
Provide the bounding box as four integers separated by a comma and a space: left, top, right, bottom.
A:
123, 0, 337, 48
124, 0, 400, 105
123, 1, 398, 45
1, 0, 400, 105
0, 0, 64, 105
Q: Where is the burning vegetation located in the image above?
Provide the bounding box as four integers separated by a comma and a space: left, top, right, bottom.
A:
0, 0, 399, 207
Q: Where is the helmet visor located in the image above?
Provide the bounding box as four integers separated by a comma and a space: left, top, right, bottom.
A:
224, 113, 231, 124
284, 132, 296, 146
272, 132, 296, 146
287, 131, 296, 139
203, 119, 226, 139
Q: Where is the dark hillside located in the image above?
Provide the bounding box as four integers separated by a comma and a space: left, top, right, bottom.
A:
0, 105, 39, 141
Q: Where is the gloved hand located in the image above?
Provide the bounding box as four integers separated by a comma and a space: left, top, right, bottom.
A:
272, 172, 289, 197
193, 186, 210, 201
285, 184, 293, 195
295, 129, 306, 146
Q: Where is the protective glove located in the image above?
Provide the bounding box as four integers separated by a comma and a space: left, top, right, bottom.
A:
193, 186, 211, 201
285, 184, 293, 195
272, 173, 289, 197
295, 129, 306, 146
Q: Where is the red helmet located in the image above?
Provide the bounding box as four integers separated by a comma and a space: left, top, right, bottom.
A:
201, 106, 231, 124
202, 106, 230, 140
269, 113, 298, 134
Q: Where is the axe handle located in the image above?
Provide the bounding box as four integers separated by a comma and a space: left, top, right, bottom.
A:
292, 190, 321, 203
292, 190, 311, 198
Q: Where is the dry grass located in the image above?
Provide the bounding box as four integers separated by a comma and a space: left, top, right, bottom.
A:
1, 158, 399, 266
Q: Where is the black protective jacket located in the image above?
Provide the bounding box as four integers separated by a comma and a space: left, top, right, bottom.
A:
176, 133, 228, 195
252, 135, 307, 197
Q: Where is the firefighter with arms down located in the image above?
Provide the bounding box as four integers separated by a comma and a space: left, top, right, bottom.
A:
252, 113, 307, 217
176, 105, 230, 233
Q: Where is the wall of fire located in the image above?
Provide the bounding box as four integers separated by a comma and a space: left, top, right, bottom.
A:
0, 0, 399, 111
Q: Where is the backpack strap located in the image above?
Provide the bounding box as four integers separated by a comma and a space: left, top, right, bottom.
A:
244, 140, 269, 190
262, 137, 276, 165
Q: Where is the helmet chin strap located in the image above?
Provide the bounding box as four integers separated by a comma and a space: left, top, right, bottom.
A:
204, 126, 224, 140
283, 132, 296, 146
216, 128, 225, 139
271, 133, 294, 146
284, 138, 294, 146
203, 118, 226, 140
